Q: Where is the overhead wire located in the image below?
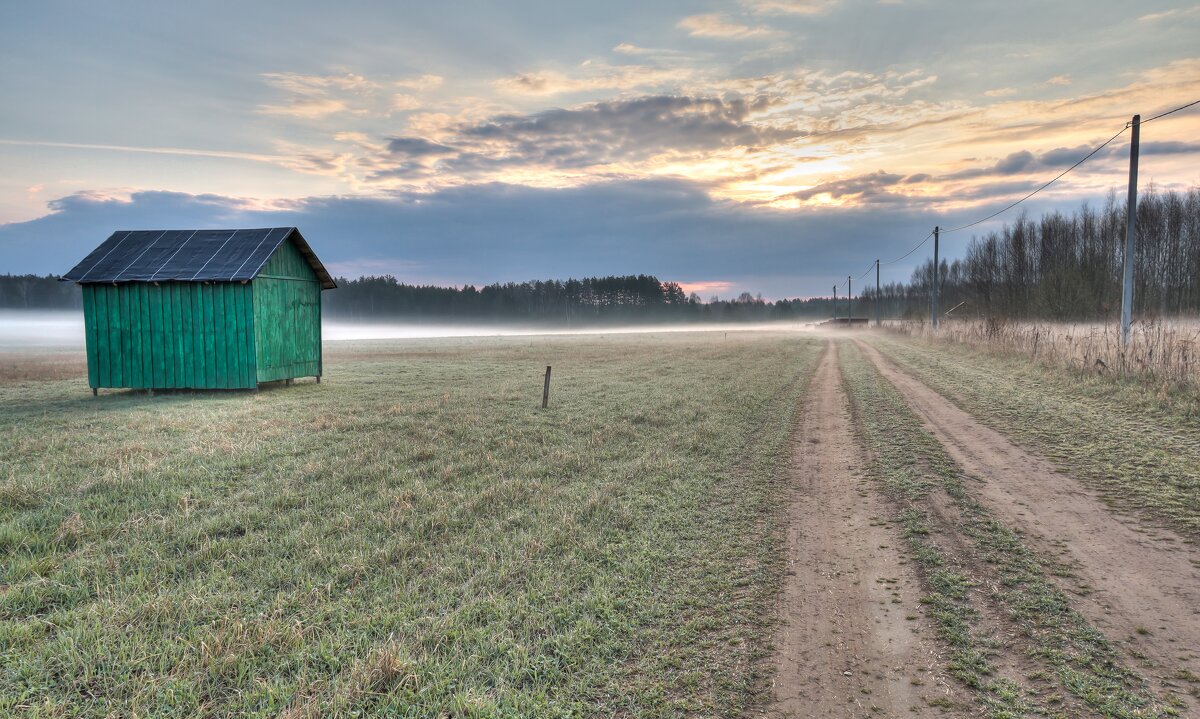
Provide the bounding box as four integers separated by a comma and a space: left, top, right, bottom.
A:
1141, 98, 1200, 124
939, 124, 1129, 234
880, 231, 933, 266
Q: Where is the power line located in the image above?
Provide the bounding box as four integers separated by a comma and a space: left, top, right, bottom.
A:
880, 231, 933, 266
939, 124, 1129, 234
1142, 98, 1200, 124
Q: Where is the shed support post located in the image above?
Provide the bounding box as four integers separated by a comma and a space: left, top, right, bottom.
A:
92, 387, 98, 397
316, 375, 321, 384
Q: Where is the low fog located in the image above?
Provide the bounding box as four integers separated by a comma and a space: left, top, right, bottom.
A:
0, 310, 817, 351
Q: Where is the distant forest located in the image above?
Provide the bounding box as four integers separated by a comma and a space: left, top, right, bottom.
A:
6, 186, 1196, 323
864, 187, 1200, 320
0, 273, 838, 323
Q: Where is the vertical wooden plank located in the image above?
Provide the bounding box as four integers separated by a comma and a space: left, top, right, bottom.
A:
226, 285, 237, 387
253, 280, 265, 383
214, 283, 227, 388
139, 285, 152, 388
235, 284, 245, 387
160, 285, 171, 387
82, 286, 97, 388
203, 283, 216, 388
245, 282, 256, 386
237, 284, 251, 387
181, 284, 194, 388
317, 282, 323, 379
108, 286, 123, 387
126, 285, 141, 388
93, 288, 106, 387
160, 284, 171, 387
114, 285, 127, 387
204, 284, 216, 391
155, 284, 168, 387
145, 284, 158, 387
172, 283, 184, 387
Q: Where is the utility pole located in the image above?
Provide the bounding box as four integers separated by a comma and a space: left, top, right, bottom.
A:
1121, 114, 1140, 347
848, 275, 853, 326
833, 285, 838, 322
875, 259, 881, 327
931, 225, 940, 330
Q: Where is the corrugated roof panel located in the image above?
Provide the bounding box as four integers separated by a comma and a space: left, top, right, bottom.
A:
62, 227, 336, 289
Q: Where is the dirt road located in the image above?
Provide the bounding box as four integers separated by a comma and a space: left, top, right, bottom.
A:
856, 338, 1200, 711
767, 341, 954, 718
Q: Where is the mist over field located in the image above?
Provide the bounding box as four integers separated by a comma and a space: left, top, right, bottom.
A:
0, 309, 816, 351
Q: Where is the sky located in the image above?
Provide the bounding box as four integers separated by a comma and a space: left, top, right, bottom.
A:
1, 0, 1198, 299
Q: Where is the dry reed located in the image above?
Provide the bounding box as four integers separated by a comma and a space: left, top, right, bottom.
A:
889, 317, 1200, 388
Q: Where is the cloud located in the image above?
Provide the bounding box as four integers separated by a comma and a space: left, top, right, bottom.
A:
386, 137, 457, 158
1045, 74, 1072, 86
1138, 5, 1200, 22
257, 71, 440, 118
393, 74, 444, 91
1, 181, 941, 297
984, 87, 1018, 98
493, 65, 692, 95
742, 0, 838, 14
792, 170, 907, 203
612, 43, 685, 56
374, 94, 795, 179
678, 14, 776, 39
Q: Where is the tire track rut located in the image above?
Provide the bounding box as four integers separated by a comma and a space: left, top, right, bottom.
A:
856, 337, 1200, 711
766, 341, 954, 718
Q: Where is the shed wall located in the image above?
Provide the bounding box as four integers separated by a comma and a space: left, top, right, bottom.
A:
82, 282, 257, 389
252, 239, 322, 382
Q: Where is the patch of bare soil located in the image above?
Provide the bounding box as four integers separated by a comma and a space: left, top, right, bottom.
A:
858, 338, 1200, 711
765, 341, 955, 718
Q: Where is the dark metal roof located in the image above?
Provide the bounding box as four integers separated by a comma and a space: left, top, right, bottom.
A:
61, 227, 336, 289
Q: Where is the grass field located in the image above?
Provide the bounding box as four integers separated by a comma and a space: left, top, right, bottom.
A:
4, 326, 1198, 718
0, 332, 819, 717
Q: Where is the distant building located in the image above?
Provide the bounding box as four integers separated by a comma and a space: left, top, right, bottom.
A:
62, 227, 336, 393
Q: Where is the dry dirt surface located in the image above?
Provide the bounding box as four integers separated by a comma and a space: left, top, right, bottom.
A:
766, 341, 956, 718
856, 338, 1200, 711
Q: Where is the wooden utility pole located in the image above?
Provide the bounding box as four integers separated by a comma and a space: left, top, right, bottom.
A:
875, 259, 881, 327
931, 226, 940, 330
848, 275, 853, 326
832, 285, 838, 322
1121, 115, 1140, 347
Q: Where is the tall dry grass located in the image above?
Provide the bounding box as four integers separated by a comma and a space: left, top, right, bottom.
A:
890, 317, 1200, 388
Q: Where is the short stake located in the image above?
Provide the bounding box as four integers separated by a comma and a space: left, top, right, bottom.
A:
542, 365, 552, 409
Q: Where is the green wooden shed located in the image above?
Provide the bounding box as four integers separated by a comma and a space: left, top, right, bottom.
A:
62, 227, 336, 393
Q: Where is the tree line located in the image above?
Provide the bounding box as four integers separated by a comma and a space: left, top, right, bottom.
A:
0, 272, 841, 324
860, 186, 1200, 321
321, 275, 840, 323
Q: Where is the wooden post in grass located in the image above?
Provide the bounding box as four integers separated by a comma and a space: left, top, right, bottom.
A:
542, 366, 552, 408
832, 285, 838, 323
